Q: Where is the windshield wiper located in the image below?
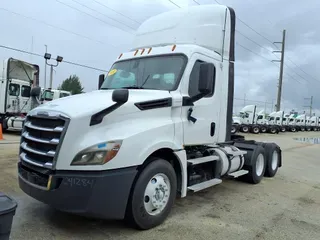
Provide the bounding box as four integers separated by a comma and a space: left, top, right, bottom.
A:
121, 85, 145, 89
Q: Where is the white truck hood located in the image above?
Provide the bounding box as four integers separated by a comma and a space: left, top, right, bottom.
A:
30, 89, 173, 118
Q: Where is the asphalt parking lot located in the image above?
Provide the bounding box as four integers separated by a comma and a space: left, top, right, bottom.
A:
0, 131, 319, 240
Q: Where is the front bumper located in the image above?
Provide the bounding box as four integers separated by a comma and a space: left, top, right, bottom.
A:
18, 162, 138, 219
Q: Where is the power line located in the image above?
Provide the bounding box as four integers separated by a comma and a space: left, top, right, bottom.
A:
235, 30, 274, 54
0, 7, 105, 45
54, 0, 134, 35
212, 0, 275, 47
0, 44, 107, 72
236, 42, 272, 62
92, 0, 141, 24
168, 0, 181, 8
70, 0, 136, 30
286, 57, 320, 83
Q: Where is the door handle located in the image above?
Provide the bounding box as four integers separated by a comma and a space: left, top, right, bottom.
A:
210, 122, 215, 136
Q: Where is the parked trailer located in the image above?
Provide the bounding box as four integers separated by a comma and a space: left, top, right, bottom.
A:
17, 5, 282, 230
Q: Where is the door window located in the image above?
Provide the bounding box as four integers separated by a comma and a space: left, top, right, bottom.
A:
21, 86, 31, 97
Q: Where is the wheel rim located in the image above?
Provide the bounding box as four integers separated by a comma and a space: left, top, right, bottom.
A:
256, 154, 264, 177
262, 128, 266, 132
271, 129, 276, 133
231, 127, 236, 133
144, 173, 171, 216
243, 127, 248, 132
254, 128, 259, 133
271, 150, 278, 171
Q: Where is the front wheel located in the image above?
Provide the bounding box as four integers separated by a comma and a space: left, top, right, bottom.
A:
126, 158, 177, 230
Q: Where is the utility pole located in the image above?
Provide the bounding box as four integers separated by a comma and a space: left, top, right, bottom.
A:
304, 96, 313, 116
49, 65, 54, 89
44, 45, 48, 89
272, 29, 286, 111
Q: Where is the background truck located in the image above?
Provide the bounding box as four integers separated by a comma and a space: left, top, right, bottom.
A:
17, 4, 282, 230
40, 88, 71, 104
237, 105, 276, 134
0, 58, 39, 131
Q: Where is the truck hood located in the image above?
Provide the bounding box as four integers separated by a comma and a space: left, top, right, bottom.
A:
30, 89, 173, 118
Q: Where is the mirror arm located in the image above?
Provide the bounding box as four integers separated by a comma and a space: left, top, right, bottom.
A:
190, 89, 210, 103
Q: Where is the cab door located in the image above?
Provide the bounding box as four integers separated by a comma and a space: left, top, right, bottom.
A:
182, 53, 221, 145
7, 81, 20, 113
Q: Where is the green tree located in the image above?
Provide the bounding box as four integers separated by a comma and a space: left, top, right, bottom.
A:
58, 74, 84, 95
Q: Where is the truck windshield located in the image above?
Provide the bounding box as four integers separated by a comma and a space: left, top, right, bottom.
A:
100, 55, 187, 91
40, 90, 54, 101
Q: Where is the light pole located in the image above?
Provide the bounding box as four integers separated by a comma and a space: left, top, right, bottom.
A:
44, 45, 47, 89
44, 53, 63, 89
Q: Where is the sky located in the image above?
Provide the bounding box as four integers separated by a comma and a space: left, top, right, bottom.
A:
1, 0, 319, 115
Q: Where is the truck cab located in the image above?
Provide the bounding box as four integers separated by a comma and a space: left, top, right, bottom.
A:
17, 5, 282, 230
0, 58, 39, 130
40, 88, 71, 104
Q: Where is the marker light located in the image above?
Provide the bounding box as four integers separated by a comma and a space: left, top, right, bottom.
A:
172, 44, 176, 51
71, 140, 122, 166
141, 48, 145, 55
118, 53, 123, 59
134, 49, 139, 56
148, 47, 152, 54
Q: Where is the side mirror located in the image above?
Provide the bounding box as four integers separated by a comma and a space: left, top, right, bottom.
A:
30, 86, 41, 97
98, 74, 105, 89
112, 89, 129, 104
198, 63, 215, 94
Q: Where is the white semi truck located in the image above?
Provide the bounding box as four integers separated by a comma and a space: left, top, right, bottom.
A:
18, 5, 282, 230
0, 58, 39, 131
237, 105, 278, 134
40, 88, 71, 104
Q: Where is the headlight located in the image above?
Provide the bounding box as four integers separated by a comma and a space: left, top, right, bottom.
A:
71, 140, 122, 166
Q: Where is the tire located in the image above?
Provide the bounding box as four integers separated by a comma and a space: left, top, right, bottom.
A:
290, 127, 296, 132
280, 126, 286, 132
262, 143, 281, 177
241, 125, 249, 133
252, 126, 260, 134
307, 127, 311, 131
270, 127, 277, 134
260, 126, 267, 133
126, 158, 177, 230
301, 127, 305, 132
245, 145, 266, 184
231, 125, 237, 134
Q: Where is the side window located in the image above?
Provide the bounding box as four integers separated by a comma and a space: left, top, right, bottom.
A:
257, 115, 263, 120
188, 60, 215, 98
9, 83, 20, 96
21, 86, 31, 97
276, 117, 280, 121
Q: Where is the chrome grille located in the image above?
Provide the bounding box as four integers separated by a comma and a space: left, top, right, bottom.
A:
20, 113, 69, 169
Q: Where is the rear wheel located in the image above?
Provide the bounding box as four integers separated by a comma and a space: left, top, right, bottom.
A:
252, 126, 260, 134
290, 126, 296, 132
245, 146, 266, 184
260, 126, 267, 133
301, 127, 305, 132
263, 143, 281, 177
241, 125, 250, 133
270, 127, 277, 134
231, 125, 237, 134
126, 158, 177, 230
280, 126, 286, 132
